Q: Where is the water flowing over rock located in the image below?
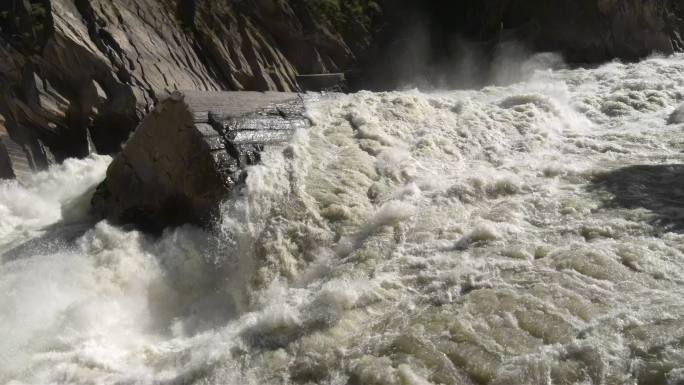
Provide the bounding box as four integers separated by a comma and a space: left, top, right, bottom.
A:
91, 91, 309, 232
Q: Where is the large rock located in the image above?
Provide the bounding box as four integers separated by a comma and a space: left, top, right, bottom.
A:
358, 0, 684, 89
669, 103, 684, 125
91, 91, 309, 232
0, 0, 681, 172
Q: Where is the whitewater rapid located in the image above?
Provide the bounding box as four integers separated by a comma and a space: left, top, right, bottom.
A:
2, 55, 684, 385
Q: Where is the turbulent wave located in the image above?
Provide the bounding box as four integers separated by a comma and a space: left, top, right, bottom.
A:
0, 155, 111, 254
2, 55, 684, 385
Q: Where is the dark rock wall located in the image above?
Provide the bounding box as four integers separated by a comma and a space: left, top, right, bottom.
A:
92, 91, 308, 232
0, 0, 367, 174
0, 0, 682, 176
358, 0, 684, 89
527, 0, 682, 62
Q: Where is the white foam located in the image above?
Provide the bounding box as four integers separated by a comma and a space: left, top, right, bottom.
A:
3, 54, 684, 384
0, 154, 110, 252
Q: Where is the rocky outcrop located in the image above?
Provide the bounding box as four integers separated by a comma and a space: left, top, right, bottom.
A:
0, 113, 14, 179
0, 0, 373, 178
296, 73, 347, 91
359, 0, 684, 89
0, 113, 32, 181
527, 0, 682, 62
447, 0, 684, 61
668, 103, 684, 124
92, 90, 308, 232
0, 0, 682, 180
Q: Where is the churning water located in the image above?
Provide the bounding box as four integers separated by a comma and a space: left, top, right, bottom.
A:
2, 55, 684, 385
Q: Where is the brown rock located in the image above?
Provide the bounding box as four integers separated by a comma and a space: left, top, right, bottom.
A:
92, 91, 309, 232
0, 0, 366, 176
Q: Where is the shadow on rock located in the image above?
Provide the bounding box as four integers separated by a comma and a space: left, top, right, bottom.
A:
590, 164, 684, 232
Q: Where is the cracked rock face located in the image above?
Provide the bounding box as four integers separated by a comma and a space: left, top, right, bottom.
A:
360, 0, 684, 89
0, 0, 363, 178
91, 91, 309, 232
668, 103, 684, 125
435, 0, 684, 62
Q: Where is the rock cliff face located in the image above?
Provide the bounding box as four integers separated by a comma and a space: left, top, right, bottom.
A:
359, 0, 684, 88
0, 114, 32, 181
669, 103, 684, 124
0, 0, 683, 180
485, 0, 683, 62
0, 0, 372, 176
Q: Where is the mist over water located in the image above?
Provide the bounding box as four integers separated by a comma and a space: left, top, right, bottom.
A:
2, 55, 684, 384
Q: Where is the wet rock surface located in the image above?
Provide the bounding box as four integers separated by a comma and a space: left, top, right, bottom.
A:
91, 91, 309, 232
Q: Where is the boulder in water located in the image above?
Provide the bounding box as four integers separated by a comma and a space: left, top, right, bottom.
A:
91, 91, 309, 232
0, 114, 32, 181
668, 103, 684, 125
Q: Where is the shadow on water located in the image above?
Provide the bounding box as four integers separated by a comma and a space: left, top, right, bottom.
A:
0, 220, 96, 262
1, 216, 242, 337
590, 164, 684, 232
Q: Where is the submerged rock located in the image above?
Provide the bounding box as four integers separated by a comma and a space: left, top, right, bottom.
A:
668, 103, 684, 124
0, 0, 371, 174
92, 91, 309, 232
0, 0, 681, 177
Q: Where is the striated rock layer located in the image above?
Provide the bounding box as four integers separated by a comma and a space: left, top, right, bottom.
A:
91, 90, 309, 232
0, 0, 368, 176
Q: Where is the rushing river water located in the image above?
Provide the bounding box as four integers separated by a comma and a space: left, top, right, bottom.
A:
2, 55, 684, 385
